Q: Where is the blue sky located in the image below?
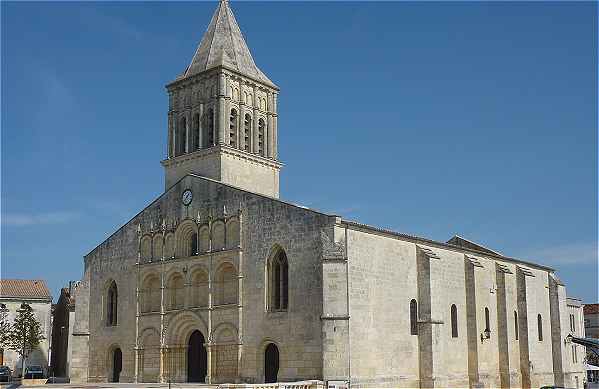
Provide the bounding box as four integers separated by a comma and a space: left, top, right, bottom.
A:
1, 1, 597, 303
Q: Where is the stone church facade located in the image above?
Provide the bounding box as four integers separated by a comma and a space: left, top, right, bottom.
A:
70, 1, 586, 387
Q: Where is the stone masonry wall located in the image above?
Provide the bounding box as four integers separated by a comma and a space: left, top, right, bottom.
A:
337, 222, 578, 388
79, 174, 326, 384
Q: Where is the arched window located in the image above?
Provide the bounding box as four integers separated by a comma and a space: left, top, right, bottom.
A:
176, 222, 197, 258
229, 109, 238, 148
215, 263, 238, 305
106, 281, 118, 326
190, 232, 198, 256
169, 126, 174, 157
191, 269, 209, 307
226, 218, 240, 249
514, 311, 519, 340
244, 114, 252, 152
176, 116, 187, 156
152, 236, 163, 261
410, 299, 418, 335
168, 274, 185, 310
164, 233, 175, 259
142, 275, 161, 313
484, 307, 490, 332
267, 248, 288, 311
199, 226, 210, 253
450, 304, 458, 338
192, 113, 200, 151
212, 222, 225, 251
537, 314, 543, 341
204, 109, 214, 147
140, 236, 152, 261
258, 118, 265, 156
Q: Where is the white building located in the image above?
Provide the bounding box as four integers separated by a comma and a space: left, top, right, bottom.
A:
0, 279, 53, 377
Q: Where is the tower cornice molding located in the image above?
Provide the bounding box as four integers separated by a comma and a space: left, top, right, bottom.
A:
167, 65, 279, 92
161, 145, 282, 170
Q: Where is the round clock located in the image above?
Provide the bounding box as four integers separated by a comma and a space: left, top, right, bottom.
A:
182, 189, 193, 206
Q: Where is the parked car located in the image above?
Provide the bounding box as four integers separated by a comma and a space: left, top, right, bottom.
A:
24, 365, 44, 379
0, 366, 11, 382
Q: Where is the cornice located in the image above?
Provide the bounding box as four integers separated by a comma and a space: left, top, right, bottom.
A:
161, 145, 283, 170
166, 65, 279, 92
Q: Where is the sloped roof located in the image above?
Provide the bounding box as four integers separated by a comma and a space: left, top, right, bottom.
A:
585, 304, 599, 315
0, 279, 52, 300
181, 0, 275, 87
446, 235, 503, 256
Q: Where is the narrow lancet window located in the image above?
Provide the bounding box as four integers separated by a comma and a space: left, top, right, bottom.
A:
450, 304, 458, 338
244, 114, 252, 151
410, 299, 418, 335
229, 109, 238, 148
268, 247, 288, 311
258, 118, 265, 156
107, 281, 118, 326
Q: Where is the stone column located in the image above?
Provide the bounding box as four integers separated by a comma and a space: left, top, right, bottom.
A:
496, 265, 511, 389
217, 74, 226, 144
172, 113, 178, 157
167, 111, 174, 158
239, 102, 245, 151
266, 113, 273, 158
224, 98, 231, 146
198, 103, 204, 149
321, 221, 350, 382
236, 210, 244, 382
517, 267, 532, 389
138, 350, 144, 383
272, 93, 278, 158
159, 258, 166, 382
183, 111, 188, 153
207, 224, 214, 384
549, 274, 565, 387
134, 263, 141, 383
465, 257, 481, 388
252, 86, 259, 153
416, 246, 445, 388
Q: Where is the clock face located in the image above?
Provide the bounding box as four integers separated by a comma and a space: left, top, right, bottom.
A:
182, 189, 193, 206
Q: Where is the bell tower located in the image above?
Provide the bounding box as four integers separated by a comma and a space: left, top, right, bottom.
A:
161, 0, 281, 198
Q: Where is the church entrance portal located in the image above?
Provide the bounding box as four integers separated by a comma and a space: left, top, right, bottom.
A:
264, 343, 279, 383
187, 330, 207, 383
111, 348, 122, 383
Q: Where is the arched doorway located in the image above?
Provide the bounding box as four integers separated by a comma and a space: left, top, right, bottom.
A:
264, 343, 279, 383
111, 348, 122, 383
187, 330, 207, 383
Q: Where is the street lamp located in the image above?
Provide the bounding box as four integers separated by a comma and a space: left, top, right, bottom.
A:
16, 303, 31, 379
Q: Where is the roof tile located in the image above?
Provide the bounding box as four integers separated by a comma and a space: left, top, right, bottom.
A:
584, 304, 599, 315
0, 279, 52, 300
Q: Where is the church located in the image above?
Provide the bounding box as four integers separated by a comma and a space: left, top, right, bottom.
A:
69, 1, 586, 387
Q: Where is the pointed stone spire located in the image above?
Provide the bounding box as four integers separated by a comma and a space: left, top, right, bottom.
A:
183, 0, 275, 87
